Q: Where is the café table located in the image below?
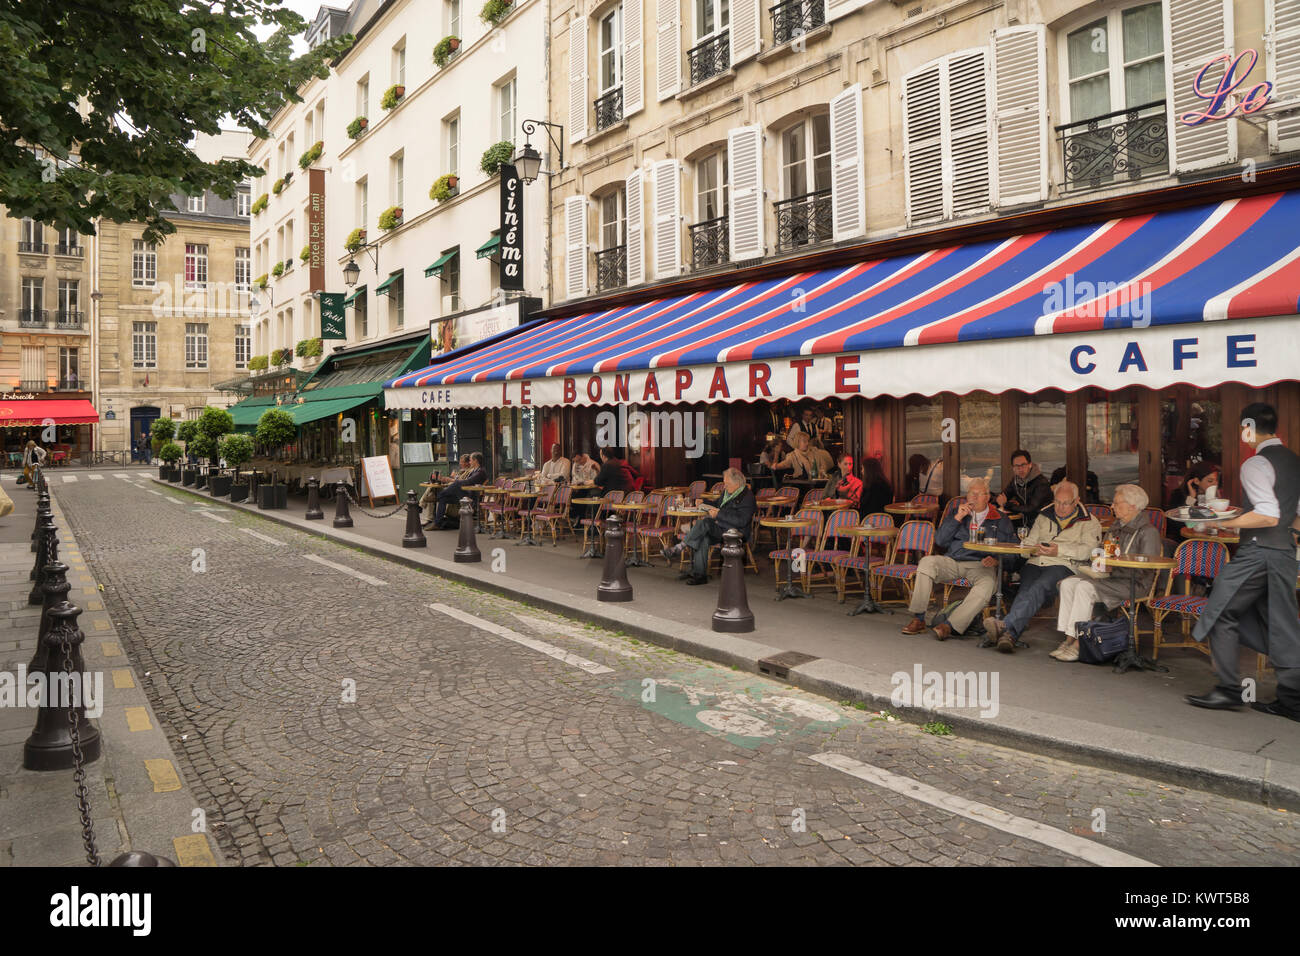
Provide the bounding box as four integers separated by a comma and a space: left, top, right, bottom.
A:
610, 500, 651, 566
1179, 525, 1240, 544
572, 497, 606, 558
884, 502, 936, 519
962, 540, 1036, 645
662, 507, 707, 566
844, 525, 896, 616
811, 498, 853, 512
507, 489, 541, 545
1097, 553, 1178, 673
761, 516, 817, 600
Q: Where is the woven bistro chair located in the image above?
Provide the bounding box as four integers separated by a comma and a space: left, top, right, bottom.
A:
803, 508, 861, 595
868, 520, 936, 607
1088, 504, 1114, 523
578, 490, 624, 553
832, 513, 894, 604
768, 508, 823, 594
480, 476, 512, 533
687, 480, 706, 501
634, 492, 672, 562
939, 496, 961, 527
1147, 540, 1229, 660
910, 493, 939, 510
802, 486, 827, 508
531, 484, 573, 545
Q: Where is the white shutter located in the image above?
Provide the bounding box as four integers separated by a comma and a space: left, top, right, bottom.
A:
564, 195, 588, 299
729, 0, 761, 65
656, 0, 681, 100
626, 169, 646, 286
902, 62, 944, 227
948, 50, 991, 218
569, 18, 589, 144
1266, 0, 1300, 153
825, 0, 868, 23
624, 0, 644, 117
727, 125, 764, 260
1165, 0, 1236, 171
652, 160, 681, 278
829, 84, 866, 241
991, 25, 1047, 207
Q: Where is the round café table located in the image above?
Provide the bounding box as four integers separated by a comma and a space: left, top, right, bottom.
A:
962, 540, 1036, 645
610, 500, 651, 566
844, 525, 897, 615
1097, 554, 1177, 673
885, 502, 936, 519
572, 497, 606, 558
664, 506, 708, 567
1179, 525, 1240, 544
761, 516, 818, 600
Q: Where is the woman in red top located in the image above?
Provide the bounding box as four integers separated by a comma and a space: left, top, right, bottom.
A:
831, 455, 863, 508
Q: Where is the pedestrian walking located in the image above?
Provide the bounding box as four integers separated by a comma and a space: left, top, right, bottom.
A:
21, 439, 45, 487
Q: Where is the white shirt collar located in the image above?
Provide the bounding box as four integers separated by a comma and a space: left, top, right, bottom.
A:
1257, 437, 1283, 451
972, 507, 989, 524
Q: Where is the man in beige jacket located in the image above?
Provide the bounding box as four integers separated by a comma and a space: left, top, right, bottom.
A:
987, 480, 1101, 653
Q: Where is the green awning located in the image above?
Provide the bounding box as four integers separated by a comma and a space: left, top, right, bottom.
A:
343, 285, 365, 305
375, 271, 402, 295
424, 251, 455, 277
475, 234, 500, 259
286, 394, 373, 425
228, 396, 277, 432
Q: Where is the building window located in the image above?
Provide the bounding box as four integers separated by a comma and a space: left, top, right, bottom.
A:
1020, 396, 1067, 489
19, 218, 45, 253
21, 346, 45, 389
59, 348, 80, 389
21, 277, 43, 325
1087, 392, 1140, 502
689, 0, 731, 85
133, 322, 158, 369
599, 189, 626, 249
185, 323, 209, 369
443, 248, 460, 313
235, 247, 251, 291
132, 240, 157, 286
357, 177, 369, 230
184, 243, 208, 289
904, 396, 945, 497
449, 0, 461, 38
56, 279, 80, 327
599, 7, 623, 92
236, 190, 251, 216
357, 76, 369, 118
498, 76, 517, 144
695, 151, 729, 222
391, 274, 405, 328
445, 114, 460, 177
780, 114, 831, 199
393, 39, 406, 86
391, 152, 404, 207
56, 226, 80, 255
235, 324, 251, 369
187, 193, 206, 213
355, 293, 369, 338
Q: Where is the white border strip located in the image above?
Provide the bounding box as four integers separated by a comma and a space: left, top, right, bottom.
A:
302, 553, 388, 586
432, 604, 614, 674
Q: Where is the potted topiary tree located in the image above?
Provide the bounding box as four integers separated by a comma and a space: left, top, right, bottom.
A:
151, 418, 176, 478
255, 408, 296, 510
195, 406, 235, 496
176, 420, 199, 484
219, 433, 254, 502
159, 441, 183, 480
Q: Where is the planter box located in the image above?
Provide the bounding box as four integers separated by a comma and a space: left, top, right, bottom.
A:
181, 468, 196, 486
209, 475, 232, 497
158, 465, 167, 480
195, 471, 208, 490
257, 484, 288, 510
229, 483, 249, 503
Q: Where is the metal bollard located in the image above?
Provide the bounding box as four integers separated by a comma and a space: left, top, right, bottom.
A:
29, 556, 71, 672
29, 514, 58, 604
31, 487, 49, 552
108, 851, 177, 867
597, 514, 634, 602
305, 476, 324, 520
29, 503, 54, 584
23, 601, 102, 771
454, 496, 481, 562
332, 481, 353, 528
712, 529, 755, 633
402, 490, 427, 548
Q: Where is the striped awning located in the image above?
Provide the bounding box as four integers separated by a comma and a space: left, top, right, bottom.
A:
386, 192, 1300, 408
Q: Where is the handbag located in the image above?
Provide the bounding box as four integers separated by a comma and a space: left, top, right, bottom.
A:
1075, 617, 1130, 665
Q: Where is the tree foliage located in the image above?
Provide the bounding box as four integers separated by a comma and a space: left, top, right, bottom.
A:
197, 405, 234, 441
219, 433, 254, 470
0, 1, 353, 242
255, 408, 295, 449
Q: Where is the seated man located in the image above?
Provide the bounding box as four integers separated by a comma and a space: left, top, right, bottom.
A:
593, 447, 635, 496
433, 452, 488, 529
539, 443, 571, 486
1052, 484, 1161, 661
902, 478, 1015, 640
996, 448, 1052, 526
570, 453, 599, 485
421, 454, 470, 523
987, 481, 1101, 654
663, 468, 755, 585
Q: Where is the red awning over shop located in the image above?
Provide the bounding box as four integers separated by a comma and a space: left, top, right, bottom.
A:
0, 399, 99, 428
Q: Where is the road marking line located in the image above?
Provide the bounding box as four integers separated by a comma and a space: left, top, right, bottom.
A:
241, 528, 286, 546
148, 490, 164, 496
433, 604, 614, 674
144, 759, 182, 793
125, 706, 152, 732
195, 511, 231, 523
112, 669, 134, 689
114, 473, 131, 479
62, 475, 78, 483
809, 752, 1157, 868
172, 834, 218, 867
88, 475, 104, 481
302, 553, 387, 586
512, 612, 643, 658
164, 498, 184, 505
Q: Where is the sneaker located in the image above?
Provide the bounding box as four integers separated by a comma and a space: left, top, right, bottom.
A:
1048, 640, 1069, 660
1055, 642, 1079, 662
901, 617, 928, 635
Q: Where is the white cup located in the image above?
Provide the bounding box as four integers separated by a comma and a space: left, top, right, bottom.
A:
1209, 498, 1229, 512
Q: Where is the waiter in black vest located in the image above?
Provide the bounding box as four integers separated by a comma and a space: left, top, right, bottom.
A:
1187, 403, 1300, 721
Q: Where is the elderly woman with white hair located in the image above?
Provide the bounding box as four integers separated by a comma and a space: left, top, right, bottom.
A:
1052, 483, 1162, 661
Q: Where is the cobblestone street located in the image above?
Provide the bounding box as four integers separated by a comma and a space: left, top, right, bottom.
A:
55, 476, 1297, 866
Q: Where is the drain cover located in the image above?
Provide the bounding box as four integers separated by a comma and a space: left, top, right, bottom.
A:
757, 650, 819, 680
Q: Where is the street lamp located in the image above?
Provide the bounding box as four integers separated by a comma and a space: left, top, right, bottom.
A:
342, 257, 361, 287
514, 120, 564, 183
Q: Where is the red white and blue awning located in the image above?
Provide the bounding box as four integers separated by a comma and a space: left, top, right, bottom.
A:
386, 192, 1300, 409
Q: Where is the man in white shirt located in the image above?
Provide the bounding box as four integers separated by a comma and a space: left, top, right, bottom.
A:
571, 453, 599, 485
539, 444, 571, 485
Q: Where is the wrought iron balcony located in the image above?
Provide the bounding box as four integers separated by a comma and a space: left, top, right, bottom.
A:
770, 0, 825, 46
55, 377, 82, 391
55, 310, 84, 329
774, 189, 833, 253
54, 243, 83, 256
688, 31, 730, 87
18, 241, 47, 254
19, 380, 50, 392
689, 217, 729, 271
594, 244, 627, 291
18, 309, 47, 328
1056, 100, 1168, 192
594, 87, 623, 132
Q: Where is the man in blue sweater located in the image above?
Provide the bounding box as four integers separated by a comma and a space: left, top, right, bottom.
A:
901, 478, 1017, 640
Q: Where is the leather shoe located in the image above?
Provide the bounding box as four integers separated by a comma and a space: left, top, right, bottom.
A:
933, 621, 954, 641
1251, 699, 1300, 722
901, 618, 928, 635
996, 633, 1015, 653
664, 543, 685, 560
1185, 687, 1243, 710
685, 575, 709, 586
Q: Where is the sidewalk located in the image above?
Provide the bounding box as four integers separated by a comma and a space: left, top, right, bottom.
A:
0, 476, 221, 866
158, 477, 1300, 811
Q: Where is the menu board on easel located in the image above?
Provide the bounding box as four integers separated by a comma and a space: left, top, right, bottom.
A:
360, 455, 398, 508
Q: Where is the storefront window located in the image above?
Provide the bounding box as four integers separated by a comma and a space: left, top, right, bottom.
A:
958, 394, 1000, 495
1019, 397, 1067, 485
1086, 394, 1139, 503
1160, 390, 1221, 508
494, 407, 536, 474
904, 395, 944, 498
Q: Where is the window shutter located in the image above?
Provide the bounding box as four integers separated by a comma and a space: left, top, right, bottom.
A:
564, 195, 588, 299
902, 63, 944, 227
729, 0, 761, 65
656, 0, 681, 101
624, 0, 644, 116
947, 49, 991, 218
1267, 0, 1300, 153
825, 0, 868, 23
727, 126, 764, 260
1165, 0, 1236, 171
569, 18, 589, 144
829, 83, 866, 241
991, 25, 1047, 207
652, 160, 681, 278
626, 169, 646, 286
